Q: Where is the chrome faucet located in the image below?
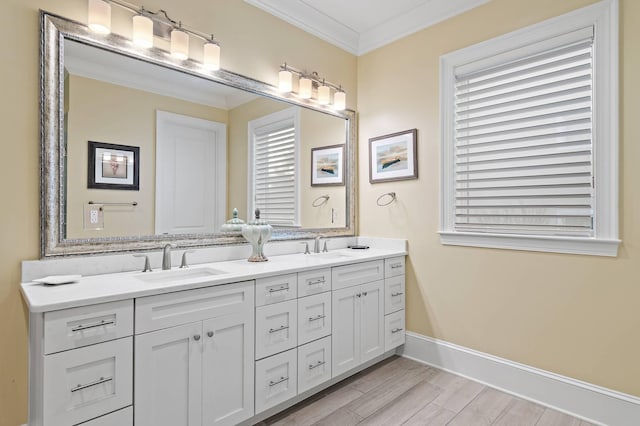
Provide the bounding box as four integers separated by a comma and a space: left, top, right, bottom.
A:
314, 236, 321, 254
162, 244, 174, 270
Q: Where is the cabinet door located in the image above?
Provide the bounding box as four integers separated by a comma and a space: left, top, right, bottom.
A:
360, 280, 385, 363
332, 286, 360, 377
135, 322, 203, 426
202, 312, 254, 426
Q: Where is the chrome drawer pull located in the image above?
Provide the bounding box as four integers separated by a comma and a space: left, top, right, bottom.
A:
269, 325, 289, 333
71, 319, 115, 332
391, 263, 403, 269
269, 376, 289, 387
308, 279, 325, 285
269, 286, 289, 293
391, 328, 404, 334
71, 376, 113, 393
391, 292, 404, 297
309, 360, 326, 370
308, 314, 325, 322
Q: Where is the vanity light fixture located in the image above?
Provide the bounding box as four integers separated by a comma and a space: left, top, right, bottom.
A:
88, 0, 111, 34
203, 36, 221, 71
278, 63, 346, 110
317, 80, 331, 105
278, 64, 293, 92
299, 76, 312, 99
132, 11, 153, 48
86, 0, 221, 69
170, 23, 189, 60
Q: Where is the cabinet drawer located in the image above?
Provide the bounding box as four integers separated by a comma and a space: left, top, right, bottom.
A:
298, 292, 331, 345
384, 310, 405, 352
298, 336, 331, 394
255, 349, 297, 414
255, 299, 298, 360
44, 300, 133, 355
332, 260, 384, 291
385, 257, 405, 278
80, 406, 133, 426
43, 337, 133, 426
135, 280, 254, 333
384, 276, 406, 315
255, 274, 298, 306
297, 268, 331, 297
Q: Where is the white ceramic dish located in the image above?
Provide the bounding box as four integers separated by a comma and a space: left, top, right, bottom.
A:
33, 275, 82, 285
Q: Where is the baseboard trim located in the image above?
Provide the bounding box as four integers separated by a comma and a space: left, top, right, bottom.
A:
399, 332, 640, 426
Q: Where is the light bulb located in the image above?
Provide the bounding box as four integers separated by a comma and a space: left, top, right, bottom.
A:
318, 84, 331, 105
132, 14, 153, 48
171, 28, 189, 60
279, 69, 293, 92
333, 91, 346, 110
88, 0, 111, 34
203, 41, 220, 71
299, 77, 312, 99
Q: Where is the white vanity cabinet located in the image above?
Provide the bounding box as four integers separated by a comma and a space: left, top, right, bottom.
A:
331, 260, 386, 377
134, 280, 255, 426
24, 247, 407, 426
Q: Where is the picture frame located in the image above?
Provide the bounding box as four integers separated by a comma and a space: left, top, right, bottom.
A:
88, 141, 140, 190
369, 129, 418, 183
311, 144, 345, 186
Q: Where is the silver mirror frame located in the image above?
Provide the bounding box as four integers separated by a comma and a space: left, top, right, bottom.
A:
40, 11, 356, 257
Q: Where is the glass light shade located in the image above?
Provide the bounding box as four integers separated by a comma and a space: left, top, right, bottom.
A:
333, 91, 346, 110
88, 0, 111, 34
299, 77, 312, 99
203, 42, 220, 70
279, 70, 293, 92
318, 85, 331, 105
132, 15, 153, 48
171, 29, 189, 60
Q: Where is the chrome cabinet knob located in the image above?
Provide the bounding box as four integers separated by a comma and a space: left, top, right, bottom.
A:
194, 334, 201, 341
207, 331, 214, 338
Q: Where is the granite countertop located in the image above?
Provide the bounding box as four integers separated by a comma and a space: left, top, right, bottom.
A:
21, 247, 406, 313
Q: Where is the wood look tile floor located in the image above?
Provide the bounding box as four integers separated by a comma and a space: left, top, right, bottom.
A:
258, 356, 595, 426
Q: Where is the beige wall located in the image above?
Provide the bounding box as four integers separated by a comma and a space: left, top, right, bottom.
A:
357, 0, 640, 398
0, 1, 356, 424
66, 75, 227, 238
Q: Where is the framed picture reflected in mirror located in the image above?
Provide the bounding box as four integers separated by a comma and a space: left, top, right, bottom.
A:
311, 144, 345, 186
88, 141, 140, 190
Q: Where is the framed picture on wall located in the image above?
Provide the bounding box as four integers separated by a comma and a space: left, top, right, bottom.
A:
369, 129, 418, 183
311, 144, 345, 186
88, 141, 140, 190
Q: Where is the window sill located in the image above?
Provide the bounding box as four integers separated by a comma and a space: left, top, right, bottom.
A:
439, 231, 620, 257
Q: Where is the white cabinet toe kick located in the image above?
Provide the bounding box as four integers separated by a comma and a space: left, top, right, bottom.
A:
26, 251, 405, 426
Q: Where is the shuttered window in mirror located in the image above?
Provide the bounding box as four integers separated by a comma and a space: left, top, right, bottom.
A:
249, 108, 300, 226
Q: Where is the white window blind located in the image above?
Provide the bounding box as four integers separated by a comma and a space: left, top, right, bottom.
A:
252, 117, 298, 226
454, 36, 595, 237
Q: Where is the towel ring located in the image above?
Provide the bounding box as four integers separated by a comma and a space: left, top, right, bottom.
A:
312, 195, 330, 207
376, 192, 396, 206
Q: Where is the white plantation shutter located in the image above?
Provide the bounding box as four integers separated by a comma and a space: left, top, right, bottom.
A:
453, 32, 595, 237
249, 108, 299, 226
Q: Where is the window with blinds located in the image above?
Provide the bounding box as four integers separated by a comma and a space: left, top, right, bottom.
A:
250, 108, 299, 226
440, 0, 619, 256
454, 36, 594, 237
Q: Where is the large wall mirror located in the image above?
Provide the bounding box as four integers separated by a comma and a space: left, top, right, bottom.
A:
41, 12, 356, 257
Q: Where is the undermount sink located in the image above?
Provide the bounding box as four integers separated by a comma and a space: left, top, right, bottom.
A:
134, 267, 227, 284
306, 252, 354, 260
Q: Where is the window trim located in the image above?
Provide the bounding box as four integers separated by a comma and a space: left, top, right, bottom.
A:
439, 0, 619, 256
247, 107, 301, 227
